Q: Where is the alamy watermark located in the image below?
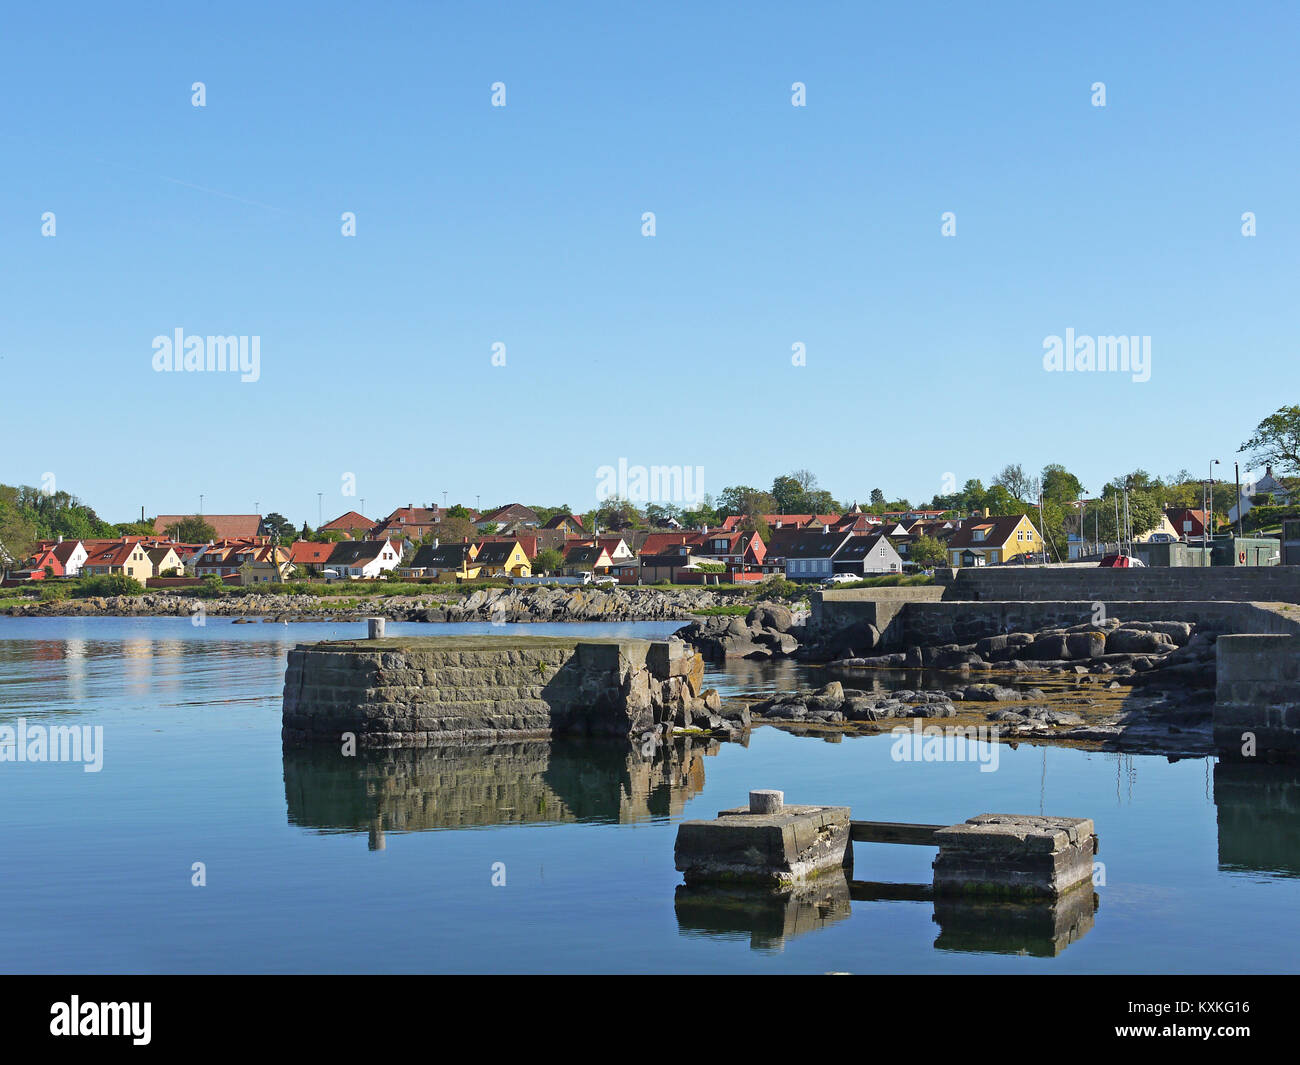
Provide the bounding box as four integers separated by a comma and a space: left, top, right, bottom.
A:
1042, 329, 1150, 383
0, 718, 103, 772
152, 329, 261, 383
595, 458, 704, 505
890, 721, 1000, 772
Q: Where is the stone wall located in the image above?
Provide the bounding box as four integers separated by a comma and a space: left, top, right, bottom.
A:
943, 566, 1300, 603
1214, 633, 1300, 762
810, 587, 945, 647
282, 635, 705, 746
901, 600, 1300, 649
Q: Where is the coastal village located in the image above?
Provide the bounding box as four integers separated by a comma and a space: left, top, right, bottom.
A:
5, 488, 1295, 590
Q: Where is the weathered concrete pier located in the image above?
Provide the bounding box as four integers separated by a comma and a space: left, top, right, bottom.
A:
282, 634, 732, 747
675, 791, 1097, 899
1214, 632, 1300, 762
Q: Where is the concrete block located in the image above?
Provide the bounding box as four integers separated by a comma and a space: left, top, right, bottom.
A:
675, 803, 852, 887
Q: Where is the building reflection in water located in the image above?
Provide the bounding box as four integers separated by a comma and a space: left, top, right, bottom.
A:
1215, 762, 1300, 878
283, 736, 725, 850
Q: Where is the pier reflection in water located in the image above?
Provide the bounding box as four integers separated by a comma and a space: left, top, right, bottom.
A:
1215, 763, 1300, 878
675, 872, 1099, 956
283, 736, 728, 849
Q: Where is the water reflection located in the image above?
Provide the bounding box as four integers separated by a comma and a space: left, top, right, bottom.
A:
675, 875, 853, 951
676, 872, 1099, 956
1215, 763, 1300, 878
283, 737, 722, 848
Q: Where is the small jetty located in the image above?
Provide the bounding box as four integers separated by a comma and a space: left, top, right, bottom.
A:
675, 790, 1097, 899
281, 627, 736, 747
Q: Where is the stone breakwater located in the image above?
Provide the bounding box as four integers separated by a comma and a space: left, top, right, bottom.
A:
281, 635, 750, 747
8, 585, 758, 623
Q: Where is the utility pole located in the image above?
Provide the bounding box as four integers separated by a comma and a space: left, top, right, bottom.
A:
1234, 462, 1242, 537
1205, 459, 1220, 560
317, 492, 323, 528
199, 494, 204, 516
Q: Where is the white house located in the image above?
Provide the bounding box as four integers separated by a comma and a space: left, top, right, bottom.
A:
1229, 466, 1293, 525
325, 539, 402, 579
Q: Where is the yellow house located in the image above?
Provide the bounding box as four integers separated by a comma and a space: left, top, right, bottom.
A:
237, 545, 294, 586
82, 541, 155, 581
473, 539, 532, 578
947, 514, 1044, 566
146, 545, 184, 577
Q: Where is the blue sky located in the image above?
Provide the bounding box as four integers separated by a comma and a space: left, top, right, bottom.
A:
3, 2, 1297, 527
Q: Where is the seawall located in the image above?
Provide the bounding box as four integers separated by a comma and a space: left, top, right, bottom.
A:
281, 635, 706, 747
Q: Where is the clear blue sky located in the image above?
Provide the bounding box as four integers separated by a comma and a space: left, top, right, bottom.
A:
3, 1, 1297, 527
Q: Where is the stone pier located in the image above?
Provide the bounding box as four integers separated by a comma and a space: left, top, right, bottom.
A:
1214, 633, 1300, 762
674, 791, 853, 887
282, 635, 712, 747
675, 798, 1096, 899
932, 814, 1097, 899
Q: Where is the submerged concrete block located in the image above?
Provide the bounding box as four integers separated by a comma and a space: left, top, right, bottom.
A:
933, 813, 1096, 899
674, 802, 851, 887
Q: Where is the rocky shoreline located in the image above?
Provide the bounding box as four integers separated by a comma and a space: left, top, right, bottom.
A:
3, 584, 767, 624
723, 615, 1220, 758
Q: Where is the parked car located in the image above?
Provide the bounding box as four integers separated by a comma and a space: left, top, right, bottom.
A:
1146, 533, 1176, 543
820, 573, 860, 586
589, 575, 617, 587
1098, 554, 1146, 568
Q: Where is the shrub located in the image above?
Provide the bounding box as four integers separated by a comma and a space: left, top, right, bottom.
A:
73, 574, 145, 598
190, 575, 230, 599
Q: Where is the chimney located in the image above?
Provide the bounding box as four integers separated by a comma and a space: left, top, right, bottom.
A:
57, 535, 63, 544
983, 508, 990, 518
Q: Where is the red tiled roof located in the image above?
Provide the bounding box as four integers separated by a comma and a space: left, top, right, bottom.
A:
288, 541, 334, 565
638, 532, 702, 556
321, 511, 373, 532
154, 514, 263, 540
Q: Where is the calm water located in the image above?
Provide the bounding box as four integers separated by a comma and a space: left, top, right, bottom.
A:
0, 615, 1296, 973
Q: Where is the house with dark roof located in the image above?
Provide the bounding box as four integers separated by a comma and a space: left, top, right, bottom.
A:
473, 539, 531, 578
562, 542, 612, 576
475, 504, 539, 530
325, 539, 402, 579
831, 532, 902, 576
541, 513, 584, 535
639, 542, 700, 584
783, 530, 853, 582
405, 541, 479, 580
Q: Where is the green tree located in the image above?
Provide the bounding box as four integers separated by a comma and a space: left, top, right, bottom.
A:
533, 548, 564, 575
1239, 405, 1300, 475
869, 488, 886, 508
993, 464, 1033, 501
717, 485, 776, 518
1040, 464, 1083, 505
909, 535, 947, 568
262, 512, 295, 540
165, 515, 217, 543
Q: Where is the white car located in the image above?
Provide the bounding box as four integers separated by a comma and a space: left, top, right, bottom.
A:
589, 575, 618, 587
820, 573, 860, 586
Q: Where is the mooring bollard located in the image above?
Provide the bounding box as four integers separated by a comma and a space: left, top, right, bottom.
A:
367, 617, 386, 640
750, 789, 784, 814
